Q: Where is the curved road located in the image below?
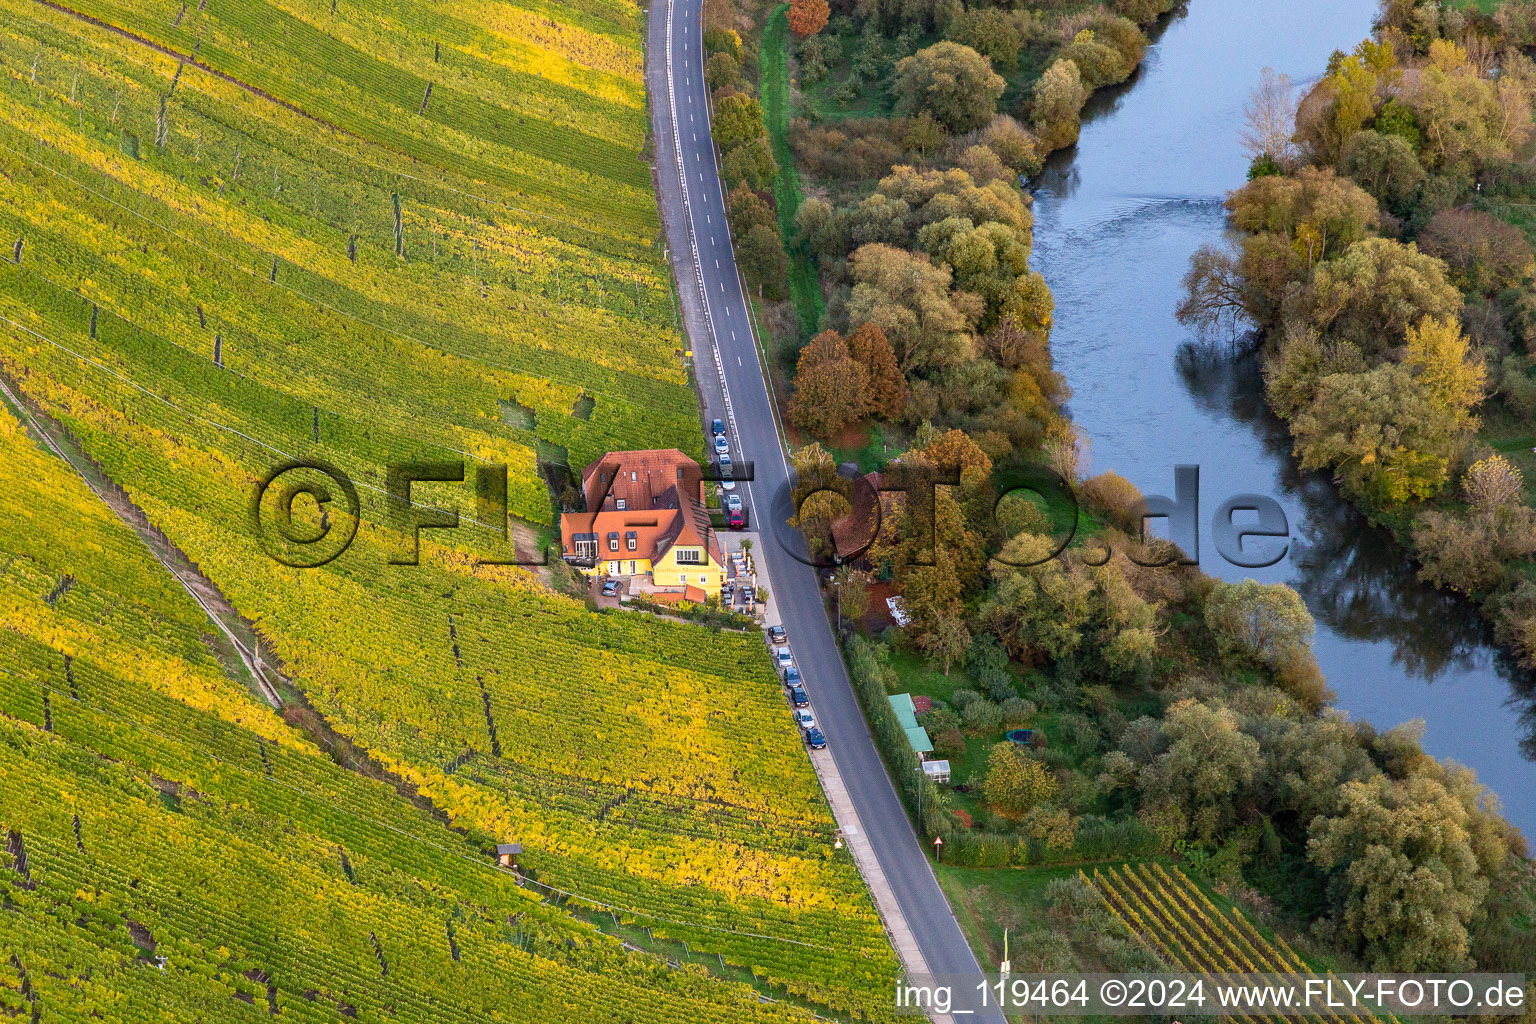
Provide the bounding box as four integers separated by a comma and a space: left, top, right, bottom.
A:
645, 1, 1001, 1018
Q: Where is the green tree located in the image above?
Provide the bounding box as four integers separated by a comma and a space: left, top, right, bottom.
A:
983, 743, 1058, 816
945, 8, 1023, 72
711, 94, 768, 150
1308, 768, 1509, 971
1304, 237, 1461, 357
1137, 700, 1260, 842
737, 222, 790, 299
721, 136, 777, 190
1203, 579, 1315, 668
1337, 129, 1425, 213
892, 42, 1006, 134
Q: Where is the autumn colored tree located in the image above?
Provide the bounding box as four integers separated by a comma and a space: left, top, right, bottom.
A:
1030, 58, 1088, 152
789, 331, 868, 437
983, 743, 1058, 816
845, 323, 906, 417
787, 0, 829, 39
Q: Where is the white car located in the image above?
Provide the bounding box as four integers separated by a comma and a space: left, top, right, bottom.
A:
793, 708, 816, 732
718, 455, 735, 491
725, 493, 743, 513
774, 646, 793, 670
714, 434, 730, 455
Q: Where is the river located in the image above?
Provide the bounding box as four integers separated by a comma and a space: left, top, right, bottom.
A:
1030, 0, 1536, 838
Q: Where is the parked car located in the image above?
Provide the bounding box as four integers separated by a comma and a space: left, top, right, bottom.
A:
804, 726, 826, 750
725, 493, 743, 512
768, 625, 787, 645
774, 646, 793, 670
718, 455, 735, 491
727, 507, 745, 530
788, 684, 810, 708
793, 708, 816, 731
600, 580, 620, 597
783, 665, 801, 686
713, 434, 729, 455
711, 418, 725, 437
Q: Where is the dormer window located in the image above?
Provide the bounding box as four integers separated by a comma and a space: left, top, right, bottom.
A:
608, 532, 620, 552
626, 531, 637, 552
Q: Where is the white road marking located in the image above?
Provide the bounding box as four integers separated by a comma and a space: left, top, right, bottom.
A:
737, 355, 742, 366
715, 259, 719, 268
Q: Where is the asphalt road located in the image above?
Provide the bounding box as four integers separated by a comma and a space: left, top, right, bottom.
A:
646, 0, 1003, 1015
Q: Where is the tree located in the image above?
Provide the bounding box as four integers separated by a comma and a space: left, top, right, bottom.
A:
1304, 238, 1461, 357
983, 743, 1057, 816
1308, 768, 1509, 971
1417, 209, 1535, 296
832, 565, 872, 623
966, 632, 1014, 701
1225, 167, 1379, 266
1414, 455, 1536, 593
1203, 579, 1315, 668
788, 443, 852, 561
789, 330, 868, 436
1239, 67, 1299, 168
1338, 129, 1425, 213
711, 94, 768, 151
737, 223, 790, 299
945, 8, 1023, 72
721, 136, 777, 190
1137, 700, 1260, 842
705, 51, 741, 91
787, 0, 829, 39
981, 114, 1041, 175
845, 323, 906, 417
920, 613, 971, 675
1288, 358, 1472, 507
1031, 59, 1087, 152
893, 42, 1006, 134
846, 243, 976, 372
1403, 316, 1486, 445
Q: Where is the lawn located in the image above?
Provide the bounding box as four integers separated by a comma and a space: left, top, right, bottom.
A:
761, 4, 825, 337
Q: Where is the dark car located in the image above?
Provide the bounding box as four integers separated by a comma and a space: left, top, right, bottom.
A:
804, 727, 826, 750
728, 508, 745, 530
788, 685, 809, 708
783, 665, 801, 687
768, 625, 787, 645
711, 418, 725, 437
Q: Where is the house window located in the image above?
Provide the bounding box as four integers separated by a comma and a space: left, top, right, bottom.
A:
574, 537, 596, 559
675, 548, 702, 565
608, 532, 620, 552
616, 498, 627, 511
626, 531, 637, 552
699, 575, 707, 584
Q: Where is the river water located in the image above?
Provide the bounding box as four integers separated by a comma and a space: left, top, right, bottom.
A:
1030, 0, 1536, 838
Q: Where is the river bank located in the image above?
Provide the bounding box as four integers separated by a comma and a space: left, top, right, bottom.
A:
1031, 0, 1536, 837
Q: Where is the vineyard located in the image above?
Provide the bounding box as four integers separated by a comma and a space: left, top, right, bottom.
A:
0, 0, 900, 1016
1084, 863, 1395, 1024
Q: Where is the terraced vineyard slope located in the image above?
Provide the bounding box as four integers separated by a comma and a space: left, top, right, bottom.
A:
0, 0, 898, 1017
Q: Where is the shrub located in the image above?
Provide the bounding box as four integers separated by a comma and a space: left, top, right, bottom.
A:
950, 688, 984, 710
962, 698, 1004, 734
999, 697, 1036, 726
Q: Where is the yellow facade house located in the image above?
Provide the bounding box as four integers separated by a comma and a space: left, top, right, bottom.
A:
560, 449, 726, 599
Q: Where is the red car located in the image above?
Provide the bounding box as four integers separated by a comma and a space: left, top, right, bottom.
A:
727, 507, 745, 530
